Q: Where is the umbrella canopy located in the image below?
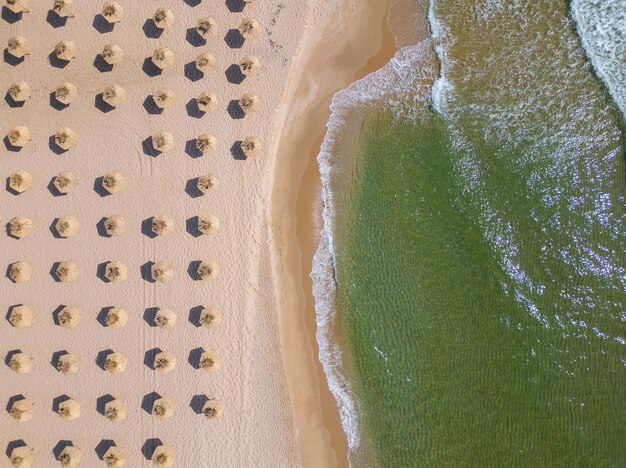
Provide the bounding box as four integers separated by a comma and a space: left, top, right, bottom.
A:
55, 40, 76, 61
241, 136, 261, 157
239, 17, 260, 39
199, 306, 222, 329
104, 215, 126, 236
8, 352, 33, 374
201, 399, 224, 419
153, 88, 175, 109
10, 445, 34, 468
53, 171, 77, 194
101, 43, 124, 64
102, 171, 126, 194
102, 1, 123, 23
152, 131, 173, 152
5, 0, 29, 13
54, 216, 80, 238
58, 446, 81, 467
104, 352, 128, 374
105, 307, 128, 328
152, 47, 174, 69
152, 397, 174, 420
9, 170, 33, 194
152, 445, 175, 467
197, 214, 220, 236
8, 81, 31, 102
54, 127, 77, 150
155, 309, 176, 328
104, 399, 128, 422
104, 261, 128, 283
103, 446, 127, 468
197, 174, 219, 194
53, 0, 75, 17
196, 133, 218, 154
57, 398, 80, 421
7, 126, 30, 147
151, 215, 174, 236
197, 92, 217, 112
55, 82, 77, 105
57, 353, 80, 375
9, 217, 33, 239
55, 262, 80, 283
196, 260, 221, 281
7, 35, 30, 58
239, 93, 260, 113
195, 52, 216, 72
239, 55, 260, 76
153, 7, 174, 28
199, 350, 221, 373
103, 84, 126, 106
9, 305, 33, 328
9, 399, 34, 422
151, 261, 173, 283
9, 261, 32, 283
196, 16, 217, 39
153, 351, 176, 373
57, 305, 81, 328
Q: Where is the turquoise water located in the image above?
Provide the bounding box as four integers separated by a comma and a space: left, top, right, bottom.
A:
316, 0, 626, 466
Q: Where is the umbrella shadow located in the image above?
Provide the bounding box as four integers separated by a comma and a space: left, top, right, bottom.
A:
184, 0, 202, 6
96, 394, 115, 415
185, 99, 205, 118
96, 349, 114, 370
3, 136, 23, 153
3, 49, 24, 66
188, 306, 205, 327
97, 217, 111, 237
97, 262, 112, 283
5, 264, 18, 283
49, 263, 62, 283
144, 348, 162, 370
227, 100, 246, 119
93, 14, 114, 33
187, 261, 203, 281
141, 438, 162, 461
185, 139, 203, 159
185, 178, 204, 198
186, 217, 203, 238
52, 394, 71, 413
143, 95, 163, 115
53, 440, 74, 460
51, 350, 69, 370
49, 218, 64, 239
142, 57, 162, 77
224, 29, 244, 49
1, 7, 22, 23
52, 305, 67, 325
46, 9, 68, 28
225, 64, 246, 84
184, 61, 203, 82
188, 347, 205, 369
143, 19, 163, 38
190, 394, 209, 414
141, 392, 161, 414
48, 178, 66, 197
49, 91, 69, 111
48, 51, 70, 69
6, 395, 26, 413
5, 92, 25, 108
93, 177, 112, 197
6, 177, 21, 195
230, 141, 247, 160
226, 0, 246, 12
95, 93, 115, 113
142, 137, 161, 157
143, 307, 159, 327
186, 27, 205, 47
140, 261, 156, 283
5, 440, 27, 458
96, 306, 114, 327
93, 54, 113, 72
49, 134, 67, 155
5, 221, 19, 239
141, 218, 158, 239
5, 305, 22, 325
95, 440, 116, 460
4, 349, 22, 367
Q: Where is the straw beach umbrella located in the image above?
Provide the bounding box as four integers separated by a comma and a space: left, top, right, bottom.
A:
239, 55, 260, 76
199, 306, 222, 329
8, 352, 33, 374
104, 399, 128, 422
197, 174, 219, 194
103, 84, 126, 106
241, 136, 261, 157
152, 397, 174, 420
7, 126, 30, 147
9, 217, 33, 239
53, 0, 75, 17
56, 353, 80, 375
197, 214, 220, 236
8, 81, 31, 102
153, 351, 176, 373
9, 170, 33, 193
55, 40, 76, 61
101, 43, 124, 64
239, 17, 260, 39
155, 309, 176, 328
57, 398, 80, 421
151, 261, 173, 283
102, 171, 126, 194
199, 350, 220, 373
151, 445, 175, 467
104, 352, 128, 374
57, 306, 81, 328
197, 92, 217, 112
55, 127, 77, 150
9, 445, 34, 468
201, 399, 224, 419
105, 308, 128, 328
7, 35, 30, 58
53, 171, 77, 194
9, 399, 34, 422
54, 216, 80, 238
151, 215, 174, 236
55, 82, 77, 105
153, 88, 175, 109
104, 261, 128, 283
58, 446, 81, 467
5, 0, 29, 13
196, 260, 221, 281
151, 131, 173, 152
152, 47, 174, 69
239, 93, 260, 113
102, 1, 123, 23
195, 52, 216, 72
104, 215, 126, 236
103, 446, 127, 468
153, 7, 174, 28
196, 133, 218, 154
9, 305, 33, 328
196, 16, 217, 39
9, 261, 32, 283
54, 261, 80, 282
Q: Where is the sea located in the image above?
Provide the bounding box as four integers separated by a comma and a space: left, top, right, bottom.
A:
312, 0, 626, 466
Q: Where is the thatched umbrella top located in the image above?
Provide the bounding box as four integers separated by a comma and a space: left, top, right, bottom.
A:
199, 350, 221, 373
8, 126, 30, 147
103, 446, 127, 468
195, 52, 216, 72
241, 136, 261, 157
151, 215, 174, 236
57, 398, 80, 421
153, 88, 175, 109
239, 55, 260, 76
197, 214, 220, 236
196, 16, 217, 39
9, 305, 33, 328
9, 261, 32, 283
9, 217, 33, 239
152, 397, 174, 420
104, 398, 128, 422
197, 92, 217, 112
152, 131, 174, 152
155, 308, 176, 328
197, 174, 219, 194
196, 133, 218, 154
104, 352, 128, 374
53, 0, 75, 18
9, 398, 34, 423
8, 352, 33, 374
239, 17, 260, 39
201, 399, 224, 419
6, 0, 29, 13
103, 84, 126, 106
153, 7, 174, 28
7, 35, 30, 58
55, 40, 76, 61
53, 171, 77, 194
55, 127, 77, 150
153, 351, 176, 373
55, 261, 80, 283
239, 93, 260, 113
151, 261, 174, 283
58, 446, 81, 467
101, 43, 124, 65
9, 170, 33, 194
104, 215, 126, 236
104, 261, 128, 283
55, 216, 80, 238
10, 445, 35, 468
152, 47, 174, 69
55, 82, 77, 105
8, 81, 31, 102
102, 1, 123, 23
102, 171, 126, 194
57, 305, 81, 327
196, 260, 221, 281
152, 445, 175, 467
199, 306, 222, 329
105, 307, 128, 328
57, 353, 80, 375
